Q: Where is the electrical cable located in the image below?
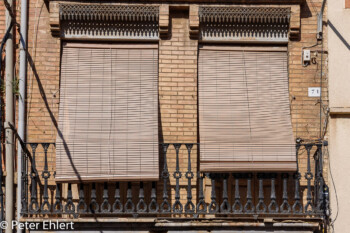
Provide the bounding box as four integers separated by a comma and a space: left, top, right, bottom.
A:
326, 146, 339, 232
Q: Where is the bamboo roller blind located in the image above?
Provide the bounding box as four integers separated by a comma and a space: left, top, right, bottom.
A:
56, 43, 159, 181
198, 45, 296, 172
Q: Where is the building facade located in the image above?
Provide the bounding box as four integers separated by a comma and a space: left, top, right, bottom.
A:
0, 0, 336, 232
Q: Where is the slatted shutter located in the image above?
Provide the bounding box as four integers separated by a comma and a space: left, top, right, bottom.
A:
198, 45, 296, 172
56, 43, 159, 181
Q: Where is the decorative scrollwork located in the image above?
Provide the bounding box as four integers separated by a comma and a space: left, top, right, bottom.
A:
199, 6, 290, 42
199, 6, 291, 23
200, 22, 289, 42
59, 4, 159, 39
60, 4, 159, 22
61, 21, 158, 40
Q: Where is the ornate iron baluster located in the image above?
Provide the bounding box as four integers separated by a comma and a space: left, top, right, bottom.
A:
137, 182, 147, 213
160, 144, 170, 213
292, 172, 302, 214
20, 150, 27, 215
40, 143, 51, 214
125, 182, 135, 213
220, 174, 231, 213
29, 143, 39, 214
64, 183, 75, 214
244, 173, 254, 213
323, 185, 330, 217
196, 172, 207, 214
101, 182, 111, 213
209, 173, 219, 214
315, 145, 324, 213
148, 182, 159, 213
256, 173, 267, 213
184, 144, 195, 214
293, 144, 302, 214
53, 183, 63, 213
89, 183, 99, 213
172, 143, 183, 213
25, 152, 29, 214
304, 144, 314, 214
0, 140, 3, 220
77, 183, 87, 213
112, 182, 123, 213
280, 173, 291, 213
268, 173, 278, 213
232, 173, 243, 213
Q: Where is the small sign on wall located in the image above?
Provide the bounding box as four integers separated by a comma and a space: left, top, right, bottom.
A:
308, 87, 321, 97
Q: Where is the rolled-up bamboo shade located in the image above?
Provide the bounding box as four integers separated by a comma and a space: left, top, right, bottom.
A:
56, 43, 159, 181
198, 45, 296, 172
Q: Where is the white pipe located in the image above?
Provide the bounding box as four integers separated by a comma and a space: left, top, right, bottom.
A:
17, 0, 28, 228
5, 0, 14, 232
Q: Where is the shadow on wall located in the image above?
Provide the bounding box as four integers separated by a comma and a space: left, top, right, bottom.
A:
27, 51, 82, 182
327, 20, 350, 50
300, 1, 313, 19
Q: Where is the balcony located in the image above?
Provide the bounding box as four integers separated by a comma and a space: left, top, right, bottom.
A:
14, 142, 329, 222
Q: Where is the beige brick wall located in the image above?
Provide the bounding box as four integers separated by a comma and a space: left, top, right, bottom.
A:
26, 0, 60, 173
288, 0, 329, 183
158, 10, 198, 207
0, 2, 5, 37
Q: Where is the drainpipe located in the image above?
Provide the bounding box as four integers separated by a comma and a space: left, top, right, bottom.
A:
17, 0, 28, 227
316, 0, 326, 139
317, 0, 327, 40
4, 0, 15, 232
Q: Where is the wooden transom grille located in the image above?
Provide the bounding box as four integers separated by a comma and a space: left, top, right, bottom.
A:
198, 45, 296, 172
59, 4, 159, 40
56, 43, 159, 181
198, 6, 291, 43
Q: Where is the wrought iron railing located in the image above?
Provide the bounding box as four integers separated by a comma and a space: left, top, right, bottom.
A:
20, 142, 329, 218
